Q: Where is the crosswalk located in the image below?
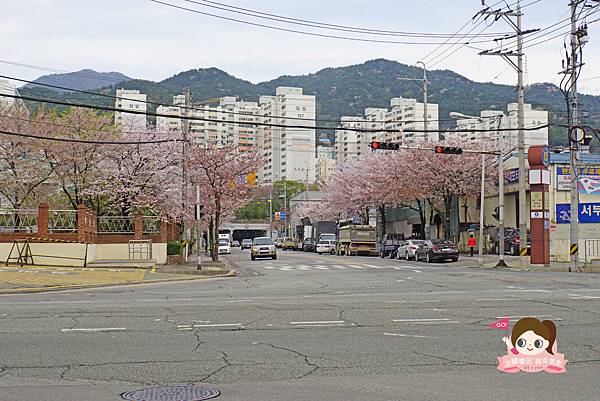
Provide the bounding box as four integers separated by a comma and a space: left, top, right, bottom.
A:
260, 263, 444, 272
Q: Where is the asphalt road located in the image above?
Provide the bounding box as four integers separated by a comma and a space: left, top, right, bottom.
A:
1, 249, 599, 401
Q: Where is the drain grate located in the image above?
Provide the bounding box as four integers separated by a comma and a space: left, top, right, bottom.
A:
121, 385, 220, 401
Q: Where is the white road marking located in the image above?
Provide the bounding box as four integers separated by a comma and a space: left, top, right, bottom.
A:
293, 324, 345, 327
393, 318, 450, 322
192, 323, 243, 328
290, 320, 344, 325
475, 298, 517, 301
413, 269, 423, 273
331, 265, 347, 269
279, 268, 294, 271
312, 266, 329, 270
224, 299, 253, 303
384, 332, 434, 339
408, 300, 440, 303
263, 266, 277, 269
297, 267, 310, 270
569, 294, 600, 299
61, 327, 127, 333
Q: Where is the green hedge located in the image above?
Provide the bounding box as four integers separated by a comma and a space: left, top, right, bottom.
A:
167, 240, 182, 255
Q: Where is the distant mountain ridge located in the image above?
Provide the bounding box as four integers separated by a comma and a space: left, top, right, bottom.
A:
21, 59, 600, 146
24, 69, 131, 92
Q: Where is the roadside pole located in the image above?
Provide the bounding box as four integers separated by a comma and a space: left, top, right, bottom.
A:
496, 116, 507, 267
195, 184, 202, 270
479, 153, 485, 267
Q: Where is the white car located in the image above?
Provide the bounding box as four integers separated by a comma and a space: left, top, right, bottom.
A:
218, 239, 231, 254
316, 240, 336, 255
397, 239, 426, 260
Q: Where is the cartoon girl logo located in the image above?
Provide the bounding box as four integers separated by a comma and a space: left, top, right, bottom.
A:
493, 317, 567, 373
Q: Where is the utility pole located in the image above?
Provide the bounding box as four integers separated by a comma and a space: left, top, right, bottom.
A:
416, 61, 429, 138
479, 0, 531, 270
284, 180, 288, 237
269, 188, 273, 238
181, 89, 191, 242
479, 152, 486, 267
566, 0, 586, 272
496, 115, 507, 267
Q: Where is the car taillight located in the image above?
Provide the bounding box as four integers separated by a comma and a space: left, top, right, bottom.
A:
432, 246, 441, 251
410, 246, 418, 250
515, 236, 520, 243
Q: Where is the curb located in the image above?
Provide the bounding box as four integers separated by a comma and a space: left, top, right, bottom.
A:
0, 270, 237, 295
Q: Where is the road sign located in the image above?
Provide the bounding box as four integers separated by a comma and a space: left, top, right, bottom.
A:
279, 211, 286, 220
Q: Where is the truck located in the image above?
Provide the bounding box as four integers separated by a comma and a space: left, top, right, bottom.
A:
311, 221, 337, 244
336, 225, 377, 256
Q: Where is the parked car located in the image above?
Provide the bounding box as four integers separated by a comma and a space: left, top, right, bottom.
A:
218, 239, 231, 255
282, 237, 296, 251
397, 239, 426, 260
489, 228, 531, 255
302, 238, 316, 252
241, 238, 253, 249
231, 240, 240, 247
316, 240, 336, 255
274, 238, 283, 248
379, 233, 403, 258
250, 237, 277, 260
415, 239, 459, 263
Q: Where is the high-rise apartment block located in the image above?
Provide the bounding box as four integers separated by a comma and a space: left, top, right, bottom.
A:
446, 103, 548, 149
259, 87, 316, 184
335, 98, 439, 168
114, 89, 147, 132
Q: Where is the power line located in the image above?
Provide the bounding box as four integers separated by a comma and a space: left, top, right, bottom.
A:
7, 73, 459, 125
148, 0, 503, 46
0, 92, 551, 134
0, 128, 185, 145
178, 0, 511, 38
0, 59, 131, 85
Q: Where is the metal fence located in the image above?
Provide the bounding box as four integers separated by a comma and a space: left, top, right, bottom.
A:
97, 216, 135, 234
142, 216, 161, 235
0, 209, 38, 232
49, 210, 77, 232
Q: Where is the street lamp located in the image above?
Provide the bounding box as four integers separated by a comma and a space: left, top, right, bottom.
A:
450, 112, 504, 267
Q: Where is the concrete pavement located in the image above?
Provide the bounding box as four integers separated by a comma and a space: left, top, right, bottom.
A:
0, 248, 599, 400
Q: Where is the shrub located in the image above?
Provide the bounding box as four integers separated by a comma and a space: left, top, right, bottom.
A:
167, 240, 182, 255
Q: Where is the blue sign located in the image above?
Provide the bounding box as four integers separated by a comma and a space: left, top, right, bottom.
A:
556, 203, 600, 224
505, 168, 519, 185
279, 211, 286, 221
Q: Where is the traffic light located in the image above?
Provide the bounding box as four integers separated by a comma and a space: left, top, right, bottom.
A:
369, 141, 400, 151
434, 145, 463, 154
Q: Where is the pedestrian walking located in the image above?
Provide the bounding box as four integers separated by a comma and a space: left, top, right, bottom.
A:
468, 233, 476, 257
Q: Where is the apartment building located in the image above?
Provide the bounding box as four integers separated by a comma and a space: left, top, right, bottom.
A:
258, 87, 316, 184
385, 97, 439, 142
446, 103, 548, 149
114, 89, 147, 132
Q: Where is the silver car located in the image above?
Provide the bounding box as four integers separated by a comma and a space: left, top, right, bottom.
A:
397, 239, 426, 260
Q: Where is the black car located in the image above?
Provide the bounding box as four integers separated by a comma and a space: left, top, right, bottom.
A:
415, 240, 459, 263
302, 238, 316, 252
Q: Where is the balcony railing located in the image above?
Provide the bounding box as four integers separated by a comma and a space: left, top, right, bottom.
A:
142, 216, 161, 234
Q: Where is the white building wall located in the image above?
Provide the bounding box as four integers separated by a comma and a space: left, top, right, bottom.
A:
115, 89, 147, 132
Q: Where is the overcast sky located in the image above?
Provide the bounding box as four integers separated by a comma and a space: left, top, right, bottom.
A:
3, 0, 600, 94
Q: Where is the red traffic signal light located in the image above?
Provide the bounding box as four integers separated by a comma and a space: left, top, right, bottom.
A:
370, 141, 400, 151
434, 146, 463, 155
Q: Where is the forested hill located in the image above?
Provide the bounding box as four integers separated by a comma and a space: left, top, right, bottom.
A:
21, 59, 600, 146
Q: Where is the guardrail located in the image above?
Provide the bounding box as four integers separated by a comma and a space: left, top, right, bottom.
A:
0, 209, 38, 232
97, 216, 135, 234
48, 210, 77, 232
142, 216, 161, 234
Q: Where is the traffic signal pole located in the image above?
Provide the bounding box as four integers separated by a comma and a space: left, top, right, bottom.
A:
496, 116, 507, 267
195, 184, 202, 270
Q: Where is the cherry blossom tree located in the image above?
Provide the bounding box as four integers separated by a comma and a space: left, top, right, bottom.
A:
187, 145, 263, 261
0, 105, 53, 208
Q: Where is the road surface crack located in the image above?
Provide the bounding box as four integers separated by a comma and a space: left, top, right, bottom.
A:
338, 309, 360, 327
198, 350, 232, 382
413, 350, 494, 367
192, 331, 204, 352
257, 342, 322, 379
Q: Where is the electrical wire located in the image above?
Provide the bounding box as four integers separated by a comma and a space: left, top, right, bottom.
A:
148, 0, 503, 46
0, 128, 185, 145
178, 0, 511, 38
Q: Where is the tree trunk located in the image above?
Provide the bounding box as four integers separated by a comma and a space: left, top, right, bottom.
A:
212, 196, 221, 262
416, 200, 426, 239
208, 217, 214, 259
443, 194, 453, 240
379, 205, 386, 237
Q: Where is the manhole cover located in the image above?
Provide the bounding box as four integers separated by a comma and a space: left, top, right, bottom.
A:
121, 385, 220, 401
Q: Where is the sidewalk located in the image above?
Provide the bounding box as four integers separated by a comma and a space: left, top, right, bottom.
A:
466, 254, 600, 273
0, 255, 235, 294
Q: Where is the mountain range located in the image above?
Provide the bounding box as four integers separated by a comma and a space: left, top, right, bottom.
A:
24, 69, 131, 92
20, 59, 600, 146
